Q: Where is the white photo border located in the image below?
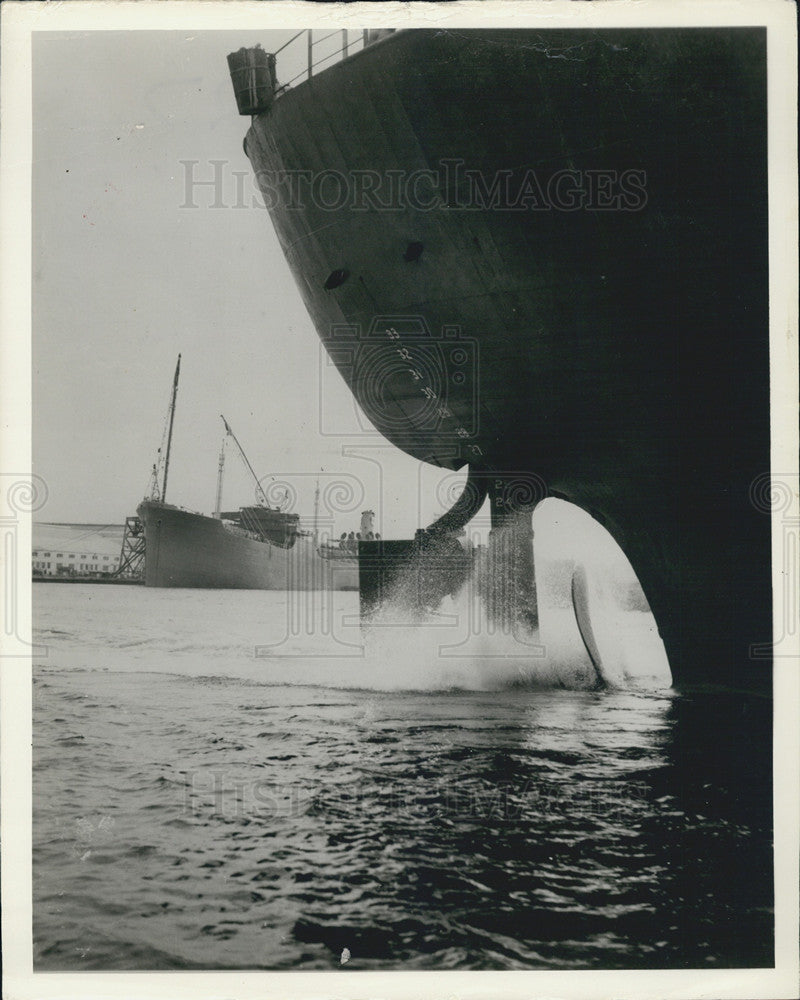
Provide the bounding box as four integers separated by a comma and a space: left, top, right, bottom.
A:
1, 2, 797, 998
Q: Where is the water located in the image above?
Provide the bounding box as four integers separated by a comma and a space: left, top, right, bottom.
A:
33, 584, 772, 970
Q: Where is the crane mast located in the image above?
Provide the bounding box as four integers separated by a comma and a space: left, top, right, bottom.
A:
161, 354, 181, 503
213, 436, 226, 518
220, 414, 269, 507
313, 478, 320, 543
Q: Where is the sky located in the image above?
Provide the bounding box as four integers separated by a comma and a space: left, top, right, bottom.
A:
31, 27, 638, 575
33, 29, 421, 534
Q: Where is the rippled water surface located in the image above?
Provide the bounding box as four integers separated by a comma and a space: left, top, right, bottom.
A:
33, 584, 772, 970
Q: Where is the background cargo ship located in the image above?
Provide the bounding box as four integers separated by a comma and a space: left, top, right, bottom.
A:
137, 358, 358, 591
137, 499, 357, 590
230, 28, 771, 688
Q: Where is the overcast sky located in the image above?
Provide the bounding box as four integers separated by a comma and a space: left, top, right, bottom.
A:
33, 29, 426, 534
31, 28, 632, 571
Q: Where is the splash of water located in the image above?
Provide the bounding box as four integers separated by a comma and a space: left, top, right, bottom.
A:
357, 528, 671, 692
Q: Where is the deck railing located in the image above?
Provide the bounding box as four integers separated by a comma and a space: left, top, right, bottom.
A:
276, 29, 396, 91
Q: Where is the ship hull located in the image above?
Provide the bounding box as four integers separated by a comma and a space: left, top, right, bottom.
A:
243, 29, 771, 686
137, 501, 358, 590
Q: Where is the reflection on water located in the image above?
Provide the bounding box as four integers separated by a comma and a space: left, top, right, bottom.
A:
32, 586, 773, 971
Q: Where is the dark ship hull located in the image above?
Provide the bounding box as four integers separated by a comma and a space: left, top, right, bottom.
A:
240, 29, 770, 686
137, 501, 358, 590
